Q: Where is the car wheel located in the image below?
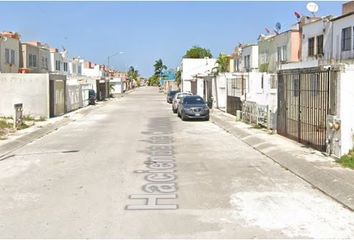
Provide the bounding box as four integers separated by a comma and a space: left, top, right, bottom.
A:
181, 112, 187, 121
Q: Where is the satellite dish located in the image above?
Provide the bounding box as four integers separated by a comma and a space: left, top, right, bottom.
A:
306, 2, 319, 16
275, 22, 281, 31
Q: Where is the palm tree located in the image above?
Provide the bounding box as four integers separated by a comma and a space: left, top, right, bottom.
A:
153, 59, 167, 77
215, 53, 229, 73
127, 66, 139, 88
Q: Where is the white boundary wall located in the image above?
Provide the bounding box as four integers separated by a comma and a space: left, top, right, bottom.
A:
0, 73, 50, 118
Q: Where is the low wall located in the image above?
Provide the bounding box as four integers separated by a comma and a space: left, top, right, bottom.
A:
0, 73, 50, 118
66, 81, 93, 112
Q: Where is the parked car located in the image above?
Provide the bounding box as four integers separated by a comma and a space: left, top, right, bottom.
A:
177, 95, 209, 121
166, 90, 180, 103
172, 92, 192, 113
88, 89, 96, 105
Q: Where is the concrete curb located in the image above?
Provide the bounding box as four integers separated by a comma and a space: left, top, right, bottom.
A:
211, 110, 354, 211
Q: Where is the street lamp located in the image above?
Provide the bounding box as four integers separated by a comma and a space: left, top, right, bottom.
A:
107, 51, 124, 70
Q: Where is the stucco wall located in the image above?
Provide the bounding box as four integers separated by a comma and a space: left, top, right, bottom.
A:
338, 65, 354, 156
301, 19, 332, 62
0, 37, 20, 73
181, 58, 217, 93
20, 44, 40, 73
0, 73, 50, 118
332, 14, 354, 61
241, 45, 259, 72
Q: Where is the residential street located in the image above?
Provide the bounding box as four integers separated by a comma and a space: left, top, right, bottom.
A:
1, 87, 354, 238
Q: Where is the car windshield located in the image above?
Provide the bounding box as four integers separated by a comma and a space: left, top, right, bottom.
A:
184, 97, 205, 104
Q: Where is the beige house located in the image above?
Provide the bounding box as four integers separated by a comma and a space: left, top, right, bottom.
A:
0, 32, 21, 73
20, 41, 51, 73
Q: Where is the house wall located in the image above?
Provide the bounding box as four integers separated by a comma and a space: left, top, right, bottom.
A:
181, 58, 217, 93
332, 14, 354, 61
213, 74, 227, 109
240, 45, 259, 72
50, 50, 67, 75
338, 65, 354, 156
0, 73, 50, 118
38, 48, 50, 73
110, 78, 123, 95
258, 36, 276, 73
20, 44, 39, 72
0, 37, 20, 73
65, 80, 92, 112
245, 72, 278, 112
301, 18, 333, 62
290, 31, 301, 62
82, 63, 102, 78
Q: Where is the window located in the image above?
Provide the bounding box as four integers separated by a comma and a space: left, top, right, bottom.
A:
5, 48, 10, 64
244, 55, 250, 71
78, 65, 82, 75
282, 46, 287, 61
317, 35, 324, 55
277, 47, 282, 63
55, 60, 61, 71
270, 75, 277, 89
10, 50, 15, 64
341, 27, 352, 51
308, 37, 315, 56
64, 62, 68, 72
29, 54, 37, 67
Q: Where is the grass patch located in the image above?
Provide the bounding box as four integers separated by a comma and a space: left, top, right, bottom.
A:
16, 123, 30, 130
0, 120, 12, 129
250, 124, 264, 129
337, 150, 354, 169
23, 115, 35, 121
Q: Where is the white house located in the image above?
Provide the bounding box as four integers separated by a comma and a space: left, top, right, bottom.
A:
68, 57, 83, 77
50, 48, 69, 75
240, 44, 259, 72
181, 58, 217, 97
0, 32, 20, 73
331, 9, 354, 62
82, 60, 104, 78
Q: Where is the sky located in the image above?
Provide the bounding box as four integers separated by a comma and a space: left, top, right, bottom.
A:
0, 1, 344, 77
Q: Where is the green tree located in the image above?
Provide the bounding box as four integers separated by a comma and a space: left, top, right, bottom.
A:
127, 66, 139, 80
183, 46, 213, 58
153, 59, 167, 77
148, 75, 160, 86
215, 53, 229, 73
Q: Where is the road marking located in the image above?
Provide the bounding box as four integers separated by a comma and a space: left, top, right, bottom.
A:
126, 117, 178, 210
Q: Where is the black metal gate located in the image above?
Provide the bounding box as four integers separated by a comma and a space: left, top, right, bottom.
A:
227, 96, 242, 116
227, 76, 246, 116
277, 68, 337, 151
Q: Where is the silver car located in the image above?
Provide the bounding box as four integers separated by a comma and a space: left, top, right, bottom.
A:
172, 92, 192, 113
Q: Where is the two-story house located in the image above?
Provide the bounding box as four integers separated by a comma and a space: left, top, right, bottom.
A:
240, 44, 259, 72
50, 48, 69, 75
0, 32, 20, 73
20, 41, 51, 73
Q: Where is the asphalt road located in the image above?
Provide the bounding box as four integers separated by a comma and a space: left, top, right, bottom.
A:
0, 87, 354, 238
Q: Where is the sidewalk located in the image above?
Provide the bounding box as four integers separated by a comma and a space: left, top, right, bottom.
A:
0, 89, 134, 160
211, 109, 354, 211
